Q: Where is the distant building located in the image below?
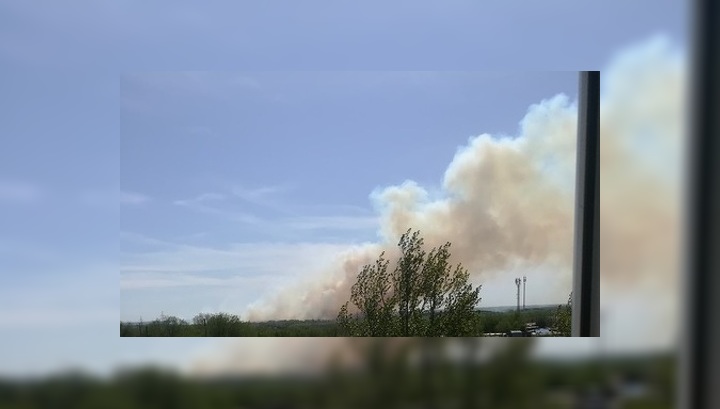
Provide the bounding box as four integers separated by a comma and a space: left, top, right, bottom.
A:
524, 322, 539, 335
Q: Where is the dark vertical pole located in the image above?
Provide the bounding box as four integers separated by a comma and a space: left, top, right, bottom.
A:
571, 71, 600, 337
523, 276, 526, 310
681, 1, 719, 408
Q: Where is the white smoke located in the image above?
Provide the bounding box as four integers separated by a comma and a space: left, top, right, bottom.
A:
189, 35, 686, 376
243, 36, 684, 352
245, 95, 578, 320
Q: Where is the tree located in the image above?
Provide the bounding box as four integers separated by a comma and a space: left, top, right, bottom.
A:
205, 313, 250, 336
394, 230, 426, 336
338, 228, 482, 336
553, 292, 572, 336
193, 313, 211, 336
338, 252, 396, 336
439, 263, 482, 336
159, 314, 186, 336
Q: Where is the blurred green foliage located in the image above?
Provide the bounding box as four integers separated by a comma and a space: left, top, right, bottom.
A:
0, 339, 675, 409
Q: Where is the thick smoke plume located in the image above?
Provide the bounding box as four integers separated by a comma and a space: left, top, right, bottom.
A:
245, 97, 577, 321
245, 36, 684, 326
191, 37, 684, 376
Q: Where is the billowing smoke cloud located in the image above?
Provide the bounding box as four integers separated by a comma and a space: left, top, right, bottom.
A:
189, 36, 684, 376
244, 36, 684, 329
245, 96, 577, 321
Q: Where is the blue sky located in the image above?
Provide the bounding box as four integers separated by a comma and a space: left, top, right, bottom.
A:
0, 0, 687, 376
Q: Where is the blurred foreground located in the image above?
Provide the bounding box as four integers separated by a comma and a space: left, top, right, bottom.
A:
0, 338, 673, 409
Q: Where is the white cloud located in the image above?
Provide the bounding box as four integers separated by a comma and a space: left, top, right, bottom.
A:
121, 233, 355, 281
231, 185, 288, 200
173, 192, 225, 206
79, 189, 151, 206
0, 180, 42, 203
120, 190, 150, 205
173, 188, 378, 234
120, 272, 283, 290
284, 215, 379, 231
173, 192, 261, 224
120, 231, 177, 248
228, 184, 295, 213
174, 231, 209, 241
172, 188, 377, 232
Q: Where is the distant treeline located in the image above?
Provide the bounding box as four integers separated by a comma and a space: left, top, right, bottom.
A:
120, 307, 564, 337
121, 312, 339, 337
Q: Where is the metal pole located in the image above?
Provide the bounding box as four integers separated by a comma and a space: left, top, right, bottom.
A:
681, 1, 719, 407
571, 71, 600, 337
523, 276, 526, 310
